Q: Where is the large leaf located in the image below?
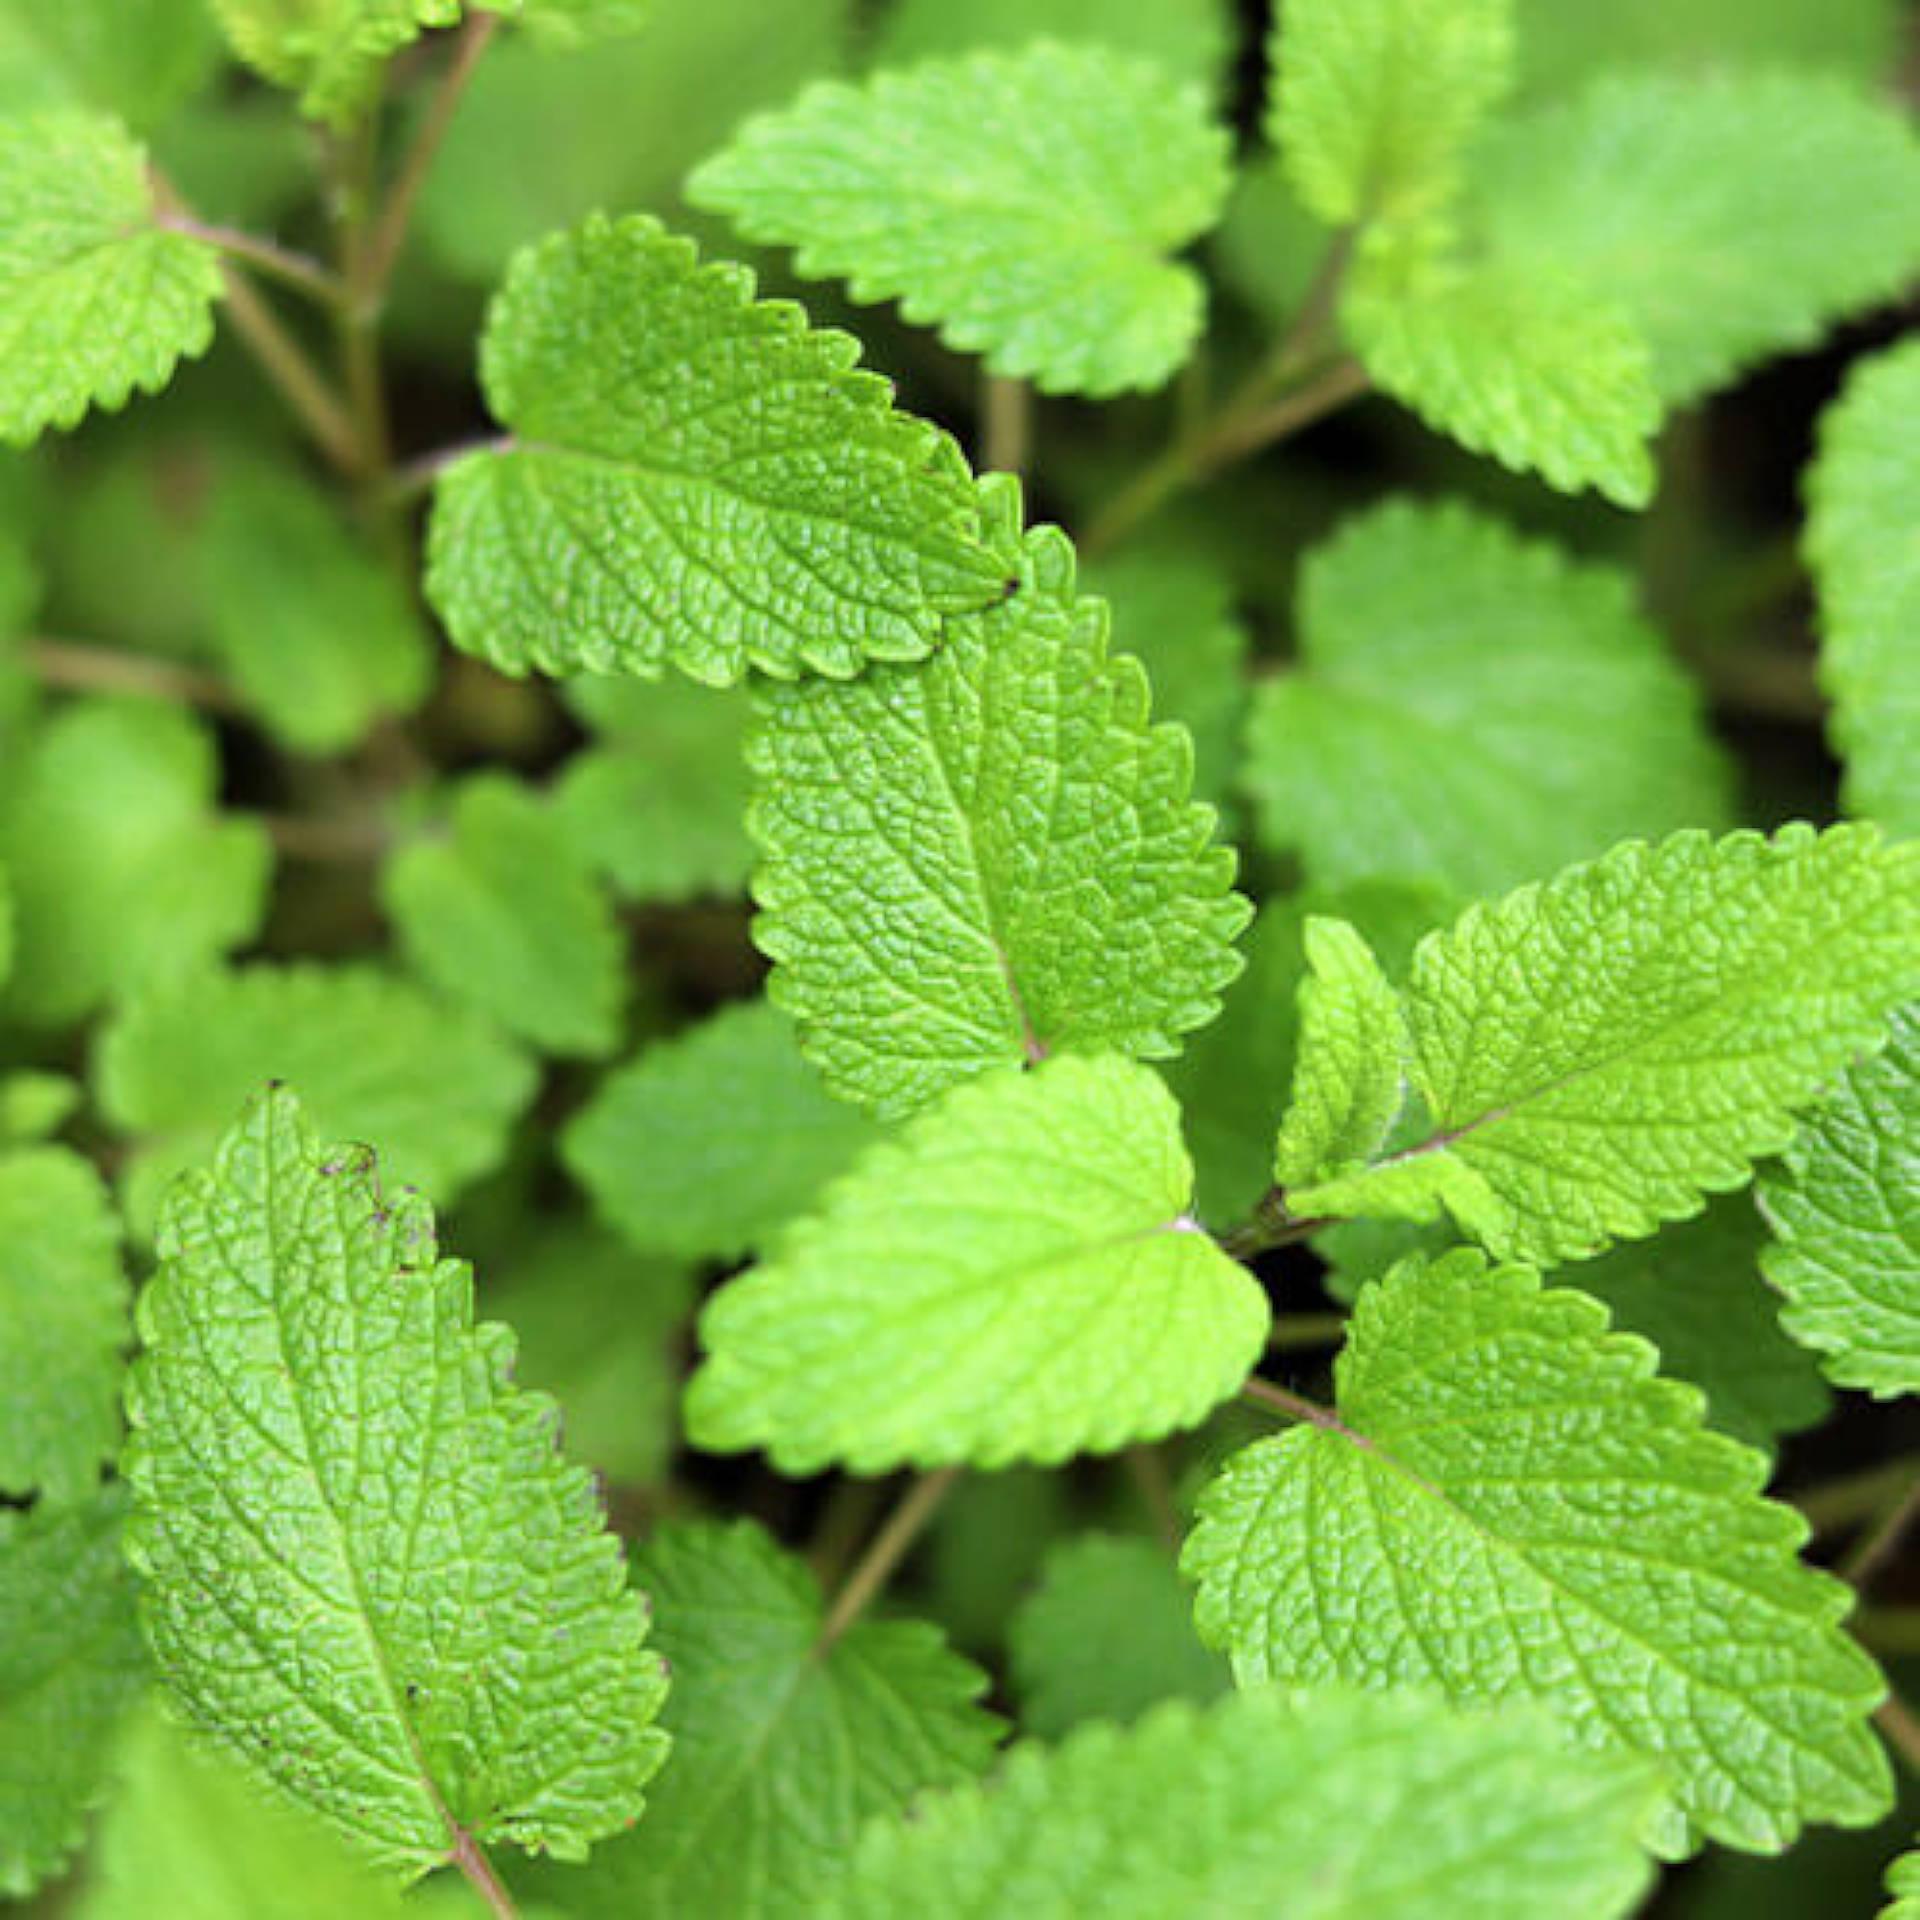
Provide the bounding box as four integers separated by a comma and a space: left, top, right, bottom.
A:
1760, 1004, 1919, 1397
751, 478, 1246, 1120
1288, 826, 1920, 1265
687, 1053, 1268, 1473
823, 1687, 1659, 1919
426, 214, 1003, 685
1186, 1250, 1892, 1853
123, 1087, 671, 1873
1242, 499, 1731, 898
521, 1521, 999, 1918
692, 43, 1229, 396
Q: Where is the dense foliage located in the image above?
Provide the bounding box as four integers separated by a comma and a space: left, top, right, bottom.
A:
1, 1, 1917, 1915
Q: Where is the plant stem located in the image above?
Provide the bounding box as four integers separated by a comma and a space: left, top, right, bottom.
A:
360, 12, 500, 301
157, 213, 346, 307
450, 1826, 519, 1920
1218, 1187, 1332, 1262
1796, 1455, 1920, 1537
387, 433, 516, 504
1240, 1375, 1340, 1428
1840, 1466, 1920, 1590
256, 810, 394, 863
1124, 1445, 1181, 1552
1877, 1690, 1920, 1778
214, 267, 364, 478
1855, 1607, 1920, 1656
981, 373, 1032, 478
333, 115, 394, 494
1267, 1311, 1351, 1352
816, 1469, 960, 1649
29, 638, 242, 713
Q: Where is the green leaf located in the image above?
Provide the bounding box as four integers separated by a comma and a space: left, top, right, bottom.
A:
382, 775, 624, 1058
823, 1687, 1659, 1919
0, 1146, 126, 1500
0, 699, 271, 1027
564, 997, 880, 1264
0, 1488, 148, 1898
211, 0, 457, 127
425, 213, 1003, 686
1268, 0, 1514, 230
1272, 919, 1405, 1189
870, 0, 1233, 93
482, 1222, 692, 1488
0, 0, 222, 129
1470, 71, 1920, 406
124, 1086, 672, 1874
200, 456, 431, 756
1888, 1848, 1920, 1920
1573, 1196, 1831, 1453
1008, 1533, 1227, 1739
1346, 253, 1659, 507
555, 673, 753, 905
0, 1068, 80, 1143
0, 112, 220, 445
688, 1053, 1268, 1473
1759, 1004, 1919, 1397
1186, 1250, 1892, 1852
1242, 499, 1731, 897
1082, 544, 1248, 808
77, 1705, 429, 1920
97, 961, 537, 1235
751, 478, 1246, 1120
521, 1521, 1000, 1918
1806, 335, 1920, 836
1289, 825, 1920, 1266
691, 43, 1229, 396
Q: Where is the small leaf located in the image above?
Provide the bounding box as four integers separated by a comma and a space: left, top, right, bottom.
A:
0, 111, 221, 443
564, 997, 880, 1264
0, 1489, 148, 1898
1008, 1534, 1227, 1739
382, 774, 625, 1058
1241, 499, 1732, 897
687, 1053, 1268, 1473
124, 1086, 672, 1873
691, 43, 1230, 396
1186, 1250, 1892, 1853
1289, 825, 1920, 1266
1268, 0, 1514, 230
1760, 1004, 1919, 1397
823, 1687, 1659, 1919
211, 0, 458, 126
0, 1146, 126, 1499
751, 478, 1246, 1120
426, 213, 1004, 685
521, 1521, 1000, 1919
1806, 335, 1920, 836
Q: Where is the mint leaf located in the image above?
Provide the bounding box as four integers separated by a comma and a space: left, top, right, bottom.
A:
564, 997, 879, 1264
1574, 1196, 1831, 1454
0, 1146, 125, 1499
382, 774, 624, 1058
1760, 1005, 1918, 1397
97, 962, 537, 1235
78, 1706, 424, 1920
692, 43, 1230, 396
0, 700, 271, 1027
1807, 335, 1920, 835
1008, 1534, 1227, 1739
1268, 0, 1514, 230
0, 112, 221, 443
688, 1053, 1268, 1473
752, 479, 1246, 1120
211, 0, 457, 126
1289, 826, 1920, 1265
1186, 1250, 1892, 1852
1242, 499, 1731, 897
0, 1489, 147, 1898
824, 1688, 1659, 1918
555, 673, 753, 905
870, 0, 1233, 93
1888, 1848, 1920, 1919
1271, 918, 1406, 1189
1346, 253, 1659, 507
522, 1520, 1000, 1919
0, 0, 222, 129
0, 1068, 80, 1144
200, 456, 431, 756
124, 1086, 671, 1873
1471, 71, 1920, 405
425, 214, 1003, 685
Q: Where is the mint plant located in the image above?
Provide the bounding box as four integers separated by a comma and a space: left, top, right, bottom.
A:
1, 2, 1918, 1916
